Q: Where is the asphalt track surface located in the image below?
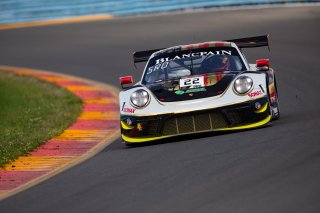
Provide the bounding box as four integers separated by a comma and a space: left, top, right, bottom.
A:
0, 6, 320, 213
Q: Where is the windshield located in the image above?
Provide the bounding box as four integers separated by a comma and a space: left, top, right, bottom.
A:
142, 46, 245, 84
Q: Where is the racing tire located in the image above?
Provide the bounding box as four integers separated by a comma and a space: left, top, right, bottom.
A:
271, 76, 280, 120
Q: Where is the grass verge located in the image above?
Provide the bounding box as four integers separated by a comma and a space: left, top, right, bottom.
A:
0, 70, 82, 167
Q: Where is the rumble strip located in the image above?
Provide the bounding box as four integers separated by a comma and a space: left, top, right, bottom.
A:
0, 66, 120, 200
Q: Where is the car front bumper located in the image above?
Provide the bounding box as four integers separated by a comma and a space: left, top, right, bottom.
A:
120, 97, 271, 143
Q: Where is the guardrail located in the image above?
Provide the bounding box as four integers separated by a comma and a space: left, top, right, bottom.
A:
0, 0, 318, 24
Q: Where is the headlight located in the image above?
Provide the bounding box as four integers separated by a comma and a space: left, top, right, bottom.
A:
130, 89, 150, 108
233, 76, 253, 94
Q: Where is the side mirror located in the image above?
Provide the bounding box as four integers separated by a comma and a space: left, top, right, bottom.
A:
256, 59, 269, 71
119, 76, 133, 88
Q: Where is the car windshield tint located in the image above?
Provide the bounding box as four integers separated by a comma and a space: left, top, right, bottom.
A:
142, 47, 245, 84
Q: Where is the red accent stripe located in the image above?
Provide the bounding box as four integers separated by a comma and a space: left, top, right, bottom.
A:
199, 43, 209, 48
185, 45, 194, 50
204, 74, 209, 86
215, 42, 224, 47
216, 72, 223, 81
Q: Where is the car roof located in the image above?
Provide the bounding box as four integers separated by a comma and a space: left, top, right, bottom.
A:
153, 41, 235, 57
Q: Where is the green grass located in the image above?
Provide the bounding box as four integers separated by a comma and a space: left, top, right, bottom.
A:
0, 71, 83, 167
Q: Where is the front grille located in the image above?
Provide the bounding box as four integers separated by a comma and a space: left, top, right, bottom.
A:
162, 112, 228, 136
177, 116, 194, 133
224, 110, 242, 125
122, 97, 270, 138
162, 118, 178, 136
194, 114, 211, 131
142, 120, 160, 135
210, 112, 229, 129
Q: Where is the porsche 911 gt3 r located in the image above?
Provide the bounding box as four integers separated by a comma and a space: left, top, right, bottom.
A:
119, 35, 280, 144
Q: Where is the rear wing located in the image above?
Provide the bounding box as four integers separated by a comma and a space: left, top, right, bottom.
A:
133, 35, 270, 65
133, 48, 163, 64
226, 34, 270, 50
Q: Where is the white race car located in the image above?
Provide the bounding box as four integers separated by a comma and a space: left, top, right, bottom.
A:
119, 35, 280, 145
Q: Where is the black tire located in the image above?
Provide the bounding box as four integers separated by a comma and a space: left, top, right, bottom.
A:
271, 76, 280, 120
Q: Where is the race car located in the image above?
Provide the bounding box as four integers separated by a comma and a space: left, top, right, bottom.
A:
119, 35, 280, 144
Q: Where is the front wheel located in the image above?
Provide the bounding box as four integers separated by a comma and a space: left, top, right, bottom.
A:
271, 103, 280, 120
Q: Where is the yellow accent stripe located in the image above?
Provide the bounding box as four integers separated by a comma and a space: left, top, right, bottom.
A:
121, 121, 134, 130
0, 14, 113, 30
122, 115, 272, 143
255, 103, 268, 113
121, 134, 170, 143
217, 115, 272, 131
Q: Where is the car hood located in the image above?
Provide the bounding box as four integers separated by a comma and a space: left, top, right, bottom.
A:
145, 72, 238, 102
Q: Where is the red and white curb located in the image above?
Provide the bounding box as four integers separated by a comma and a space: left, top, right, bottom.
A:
0, 66, 120, 200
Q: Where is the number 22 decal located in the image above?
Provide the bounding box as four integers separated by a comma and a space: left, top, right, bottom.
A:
180, 76, 204, 88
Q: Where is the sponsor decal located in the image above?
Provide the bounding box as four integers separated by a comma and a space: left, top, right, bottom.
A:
175, 90, 185, 95
147, 61, 169, 75
175, 87, 206, 95
186, 87, 207, 93
155, 50, 232, 65
123, 107, 136, 113
248, 90, 263, 98
146, 49, 234, 77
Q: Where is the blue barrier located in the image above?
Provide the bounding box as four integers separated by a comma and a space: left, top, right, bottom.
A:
0, 0, 318, 24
